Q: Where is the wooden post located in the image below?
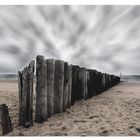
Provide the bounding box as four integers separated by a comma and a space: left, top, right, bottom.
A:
95, 71, 100, 94
18, 67, 28, 127
100, 72, 104, 92
46, 59, 55, 117
108, 74, 111, 88
22, 67, 28, 126
71, 65, 82, 105
35, 55, 47, 123
0, 104, 13, 135
63, 62, 69, 112
114, 76, 117, 85
93, 70, 100, 96
67, 65, 72, 108
27, 61, 34, 126
110, 75, 114, 87
117, 76, 120, 83
104, 73, 107, 89
86, 70, 90, 98
102, 73, 106, 91
18, 60, 35, 127
18, 71, 22, 126
54, 60, 64, 114
97, 72, 103, 94
87, 69, 92, 98
106, 74, 108, 87
79, 67, 88, 100
85, 70, 90, 98
87, 69, 98, 97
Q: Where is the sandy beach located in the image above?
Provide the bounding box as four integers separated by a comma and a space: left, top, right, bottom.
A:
0, 80, 140, 136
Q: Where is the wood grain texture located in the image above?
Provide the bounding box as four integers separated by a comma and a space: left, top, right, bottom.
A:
0, 104, 13, 135
35, 55, 47, 123
54, 60, 64, 114
18, 60, 35, 127
63, 62, 69, 112
46, 59, 55, 117
79, 67, 88, 100
67, 64, 72, 108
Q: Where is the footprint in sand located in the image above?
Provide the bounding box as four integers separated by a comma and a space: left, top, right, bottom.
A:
136, 128, 140, 133
98, 129, 109, 136
73, 120, 86, 123
61, 125, 68, 131
89, 115, 99, 119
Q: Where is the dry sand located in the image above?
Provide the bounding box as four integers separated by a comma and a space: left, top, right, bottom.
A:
0, 80, 140, 136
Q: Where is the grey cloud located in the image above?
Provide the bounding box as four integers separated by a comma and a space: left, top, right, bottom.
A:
0, 5, 140, 75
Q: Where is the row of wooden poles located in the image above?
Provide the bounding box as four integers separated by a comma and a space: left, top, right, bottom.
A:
18, 55, 120, 128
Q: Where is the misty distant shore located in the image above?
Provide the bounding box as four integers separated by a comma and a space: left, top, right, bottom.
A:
0, 74, 140, 82
121, 75, 140, 82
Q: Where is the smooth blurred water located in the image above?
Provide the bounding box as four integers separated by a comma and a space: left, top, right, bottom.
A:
121, 75, 140, 82
0, 74, 17, 80
0, 74, 140, 82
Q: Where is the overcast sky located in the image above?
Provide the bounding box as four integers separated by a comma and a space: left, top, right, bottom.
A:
0, 5, 140, 75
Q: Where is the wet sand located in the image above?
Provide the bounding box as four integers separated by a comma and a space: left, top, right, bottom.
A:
0, 80, 140, 136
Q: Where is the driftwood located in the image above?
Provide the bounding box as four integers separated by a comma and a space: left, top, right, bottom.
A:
35, 55, 47, 123
18, 60, 35, 127
0, 104, 13, 135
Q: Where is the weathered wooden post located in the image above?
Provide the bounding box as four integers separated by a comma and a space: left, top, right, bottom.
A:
71, 65, 82, 105
95, 71, 101, 95
46, 59, 55, 117
63, 62, 69, 112
87, 69, 98, 97
111, 74, 115, 87
105, 73, 108, 89
100, 72, 104, 92
67, 64, 72, 108
87, 69, 92, 98
117, 76, 120, 83
108, 74, 112, 88
28, 61, 35, 126
35, 55, 47, 123
54, 60, 64, 114
106, 74, 109, 89
94, 70, 100, 95
18, 60, 35, 127
102, 73, 106, 91
86, 70, 90, 98
110, 75, 114, 87
114, 76, 117, 85
97, 72, 103, 94
0, 104, 13, 135
18, 71, 22, 126
79, 67, 88, 100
